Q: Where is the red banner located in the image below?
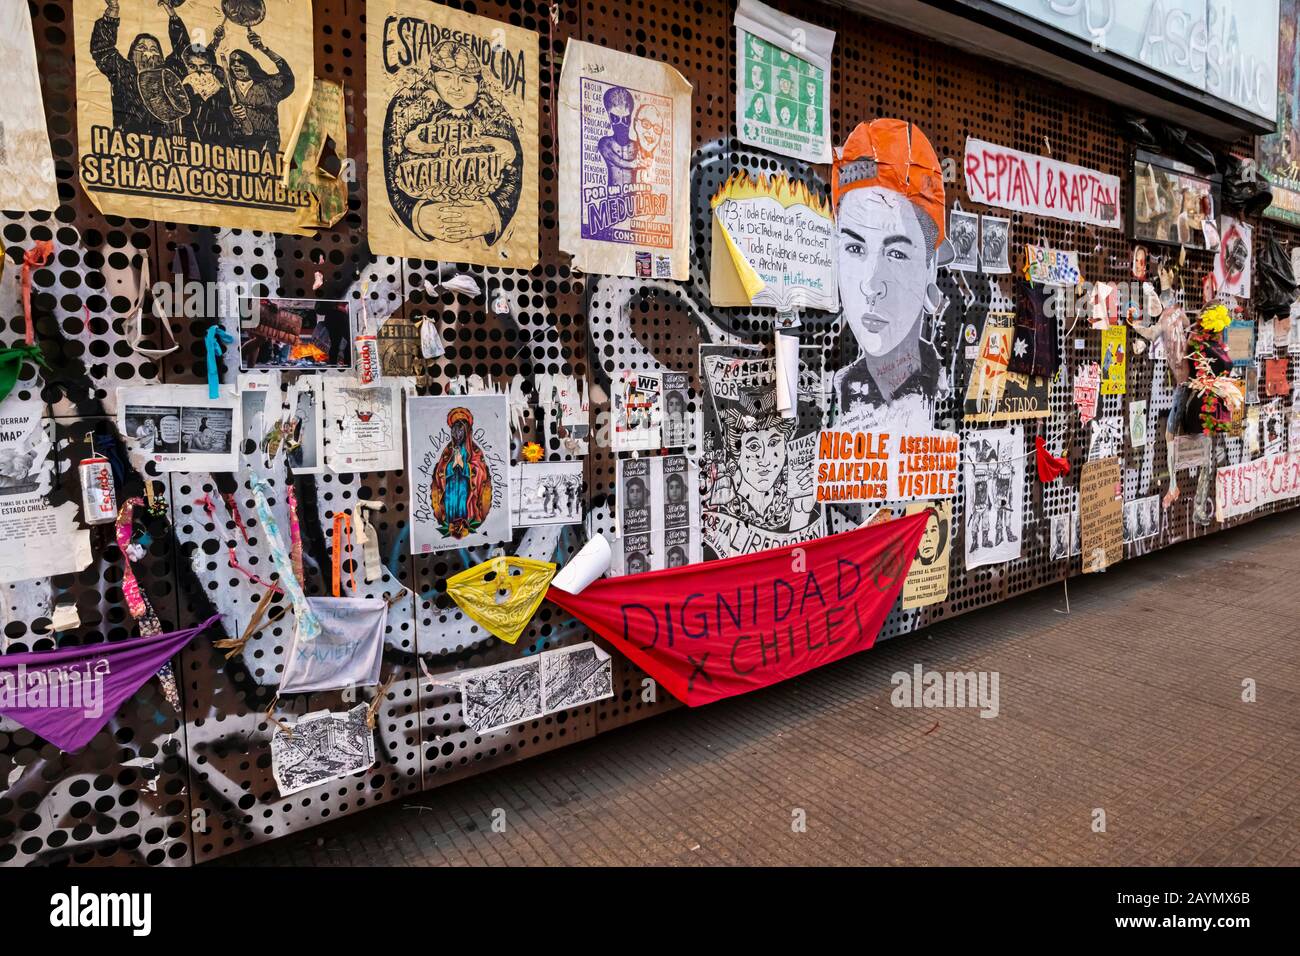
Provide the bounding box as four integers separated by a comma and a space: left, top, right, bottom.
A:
546, 511, 931, 706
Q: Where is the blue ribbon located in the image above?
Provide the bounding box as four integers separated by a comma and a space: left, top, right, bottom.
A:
204, 324, 235, 399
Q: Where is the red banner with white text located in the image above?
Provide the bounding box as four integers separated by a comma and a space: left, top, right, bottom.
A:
546, 511, 931, 706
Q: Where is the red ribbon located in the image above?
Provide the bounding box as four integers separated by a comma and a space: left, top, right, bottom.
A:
21, 241, 54, 346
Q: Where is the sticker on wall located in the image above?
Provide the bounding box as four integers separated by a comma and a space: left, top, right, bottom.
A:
1100, 326, 1126, 395
0, 391, 93, 584
366, 0, 539, 268
1080, 457, 1123, 572
558, 39, 692, 280
734, 0, 834, 165
962, 426, 1024, 570
709, 171, 838, 312
901, 499, 952, 609
408, 394, 511, 553
964, 137, 1121, 228
979, 215, 1012, 274
512, 461, 585, 527
1, 2, 58, 212
118, 384, 240, 472
74, 0, 315, 230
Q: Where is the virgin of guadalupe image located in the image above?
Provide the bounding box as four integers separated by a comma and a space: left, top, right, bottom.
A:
429, 407, 495, 540
384, 39, 523, 247
831, 119, 953, 433
709, 390, 815, 534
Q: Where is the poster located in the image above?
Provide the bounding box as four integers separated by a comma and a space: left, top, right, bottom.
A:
1, 2, 58, 212
1123, 495, 1161, 542
901, 500, 951, 609
559, 39, 692, 280
698, 344, 825, 560
454, 641, 612, 734
980, 215, 1011, 274
270, 705, 375, 797
612, 370, 663, 452
117, 384, 239, 472
814, 429, 958, 505
616, 454, 700, 573
947, 209, 979, 272
1080, 456, 1123, 572
709, 171, 838, 312
963, 137, 1121, 229
964, 311, 1050, 422
407, 394, 511, 553
1226, 318, 1256, 368
1024, 244, 1081, 285
512, 461, 584, 527
1074, 362, 1101, 424
0, 392, 93, 584
285, 77, 349, 231
1262, 400, 1286, 456
239, 297, 352, 370
1133, 154, 1214, 248
1211, 217, 1253, 299
1172, 433, 1211, 471
75, 0, 315, 230
831, 119, 950, 433
324, 376, 405, 473
660, 371, 691, 448
962, 426, 1024, 570
1130, 400, 1148, 448
734, 0, 834, 165
1048, 511, 1080, 560
366, 0, 539, 268
286, 375, 325, 473
1216, 451, 1300, 521
1257, 0, 1300, 226
238, 370, 280, 458
1100, 326, 1127, 395
1088, 415, 1123, 460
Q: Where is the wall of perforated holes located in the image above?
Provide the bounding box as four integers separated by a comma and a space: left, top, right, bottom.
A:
1, 0, 1295, 866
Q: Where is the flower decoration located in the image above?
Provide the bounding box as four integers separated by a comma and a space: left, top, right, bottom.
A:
1200, 304, 1231, 333
521, 441, 544, 463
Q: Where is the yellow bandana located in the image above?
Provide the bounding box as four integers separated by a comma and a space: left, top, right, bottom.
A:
446, 555, 557, 645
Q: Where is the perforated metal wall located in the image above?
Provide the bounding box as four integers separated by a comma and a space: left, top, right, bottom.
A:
1, 0, 1294, 866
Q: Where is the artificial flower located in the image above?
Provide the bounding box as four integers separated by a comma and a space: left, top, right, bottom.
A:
521, 441, 544, 463
1200, 304, 1231, 333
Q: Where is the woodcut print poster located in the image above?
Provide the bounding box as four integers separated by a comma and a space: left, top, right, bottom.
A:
559, 40, 692, 280
367, 1, 539, 268
75, 0, 315, 229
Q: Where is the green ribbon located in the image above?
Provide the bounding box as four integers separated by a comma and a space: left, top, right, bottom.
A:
0, 344, 48, 404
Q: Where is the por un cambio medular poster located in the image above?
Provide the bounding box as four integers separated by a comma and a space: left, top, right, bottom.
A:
367, 1, 539, 269
75, 0, 316, 230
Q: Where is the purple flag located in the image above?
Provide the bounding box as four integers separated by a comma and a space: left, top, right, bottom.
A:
0, 615, 220, 752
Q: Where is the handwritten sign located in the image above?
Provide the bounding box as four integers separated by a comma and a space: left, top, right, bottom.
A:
1074, 362, 1101, 424
1024, 243, 1082, 285
815, 430, 959, 504
965, 138, 1121, 229
1215, 451, 1300, 521
1080, 457, 1123, 572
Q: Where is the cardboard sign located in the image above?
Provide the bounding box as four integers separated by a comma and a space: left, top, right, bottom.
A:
964, 138, 1121, 229
1080, 456, 1123, 572
815, 430, 959, 504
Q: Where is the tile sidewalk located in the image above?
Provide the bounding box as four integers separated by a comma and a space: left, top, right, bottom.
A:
218, 511, 1300, 866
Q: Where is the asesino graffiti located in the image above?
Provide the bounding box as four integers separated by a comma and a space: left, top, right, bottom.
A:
1215, 452, 1300, 521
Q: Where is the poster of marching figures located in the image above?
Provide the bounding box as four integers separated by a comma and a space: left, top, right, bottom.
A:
962, 427, 1024, 570
559, 40, 693, 280
74, 0, 315, 230
366, 1, 539, 268
408, 395, 511, 554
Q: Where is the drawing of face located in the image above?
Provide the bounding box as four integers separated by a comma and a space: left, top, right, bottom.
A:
837, 186, 934, 357
740, 425, 787, 495
778, 74, 793, 96
750, 93, 767, 119
750, 65, 765, 89
229, 50, 254, 82
434, 69, 480, 110
806, 80, 816, 100
779, 105, 792, 126
634, 104, 664, 156
917, 512, 942, 564
130, 35, 165, 72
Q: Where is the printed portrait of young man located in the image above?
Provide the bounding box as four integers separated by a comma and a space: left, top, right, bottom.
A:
831, 119, 953, 433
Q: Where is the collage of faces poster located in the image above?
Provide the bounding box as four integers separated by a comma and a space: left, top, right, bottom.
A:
408, 394, 511, 553
559, 40, 692, 280
962, 426, 1024, 570
616, 454, 701, 574
698, 344, 826, 561
734, 0, 834, 165
366, 0, 539, 268
73, 0, 315, 230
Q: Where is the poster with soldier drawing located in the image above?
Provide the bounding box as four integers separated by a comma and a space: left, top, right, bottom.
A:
75, 0, 315, 229
559, 40, 692, 280
962, 426, 1024, 570
367, 1, 539, 268
698, 344, 826, 561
